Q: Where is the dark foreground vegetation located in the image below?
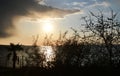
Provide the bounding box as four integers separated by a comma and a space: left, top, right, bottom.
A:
0, 9, 120, 76
0, 66, 120, 76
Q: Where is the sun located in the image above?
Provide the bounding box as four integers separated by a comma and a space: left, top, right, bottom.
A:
42, 20, 53, 33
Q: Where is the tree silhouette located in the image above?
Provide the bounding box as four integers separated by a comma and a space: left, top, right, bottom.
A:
82, 9, 120, 66
7, 43, 23, 69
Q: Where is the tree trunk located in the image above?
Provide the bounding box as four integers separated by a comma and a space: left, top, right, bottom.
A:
103, 38, 113, 66
106, 44, 113, 66
13, 51, 17, 69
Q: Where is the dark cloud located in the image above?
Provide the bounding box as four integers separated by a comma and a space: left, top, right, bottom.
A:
0, 0, 79, 38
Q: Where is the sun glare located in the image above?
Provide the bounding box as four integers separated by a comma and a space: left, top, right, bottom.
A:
42, 19, 54, 33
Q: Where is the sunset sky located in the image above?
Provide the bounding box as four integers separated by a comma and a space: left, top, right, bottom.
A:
0, 0, 120, 45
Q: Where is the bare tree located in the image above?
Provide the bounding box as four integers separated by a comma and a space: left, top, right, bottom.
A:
82, 9, 120, 66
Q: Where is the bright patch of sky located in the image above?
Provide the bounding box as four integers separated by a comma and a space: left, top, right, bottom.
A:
39, 0, 120, 36
1, 0, 120, 45
23, 0, 120, 39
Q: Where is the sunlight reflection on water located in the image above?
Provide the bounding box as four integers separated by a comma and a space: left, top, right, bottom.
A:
40, 46, 56, 68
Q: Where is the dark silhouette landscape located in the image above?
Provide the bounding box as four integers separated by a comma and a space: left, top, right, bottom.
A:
0, 0, 120, 75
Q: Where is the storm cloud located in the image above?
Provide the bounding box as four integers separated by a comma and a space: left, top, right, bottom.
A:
0, 0, 79, 38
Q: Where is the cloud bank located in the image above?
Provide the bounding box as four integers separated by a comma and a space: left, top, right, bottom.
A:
0, 0, 79, 38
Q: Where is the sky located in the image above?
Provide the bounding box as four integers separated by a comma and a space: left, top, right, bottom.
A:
0, 0, 120, 45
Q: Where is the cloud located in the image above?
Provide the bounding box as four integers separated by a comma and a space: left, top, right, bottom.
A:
0, 0, 79, 38
39, 0, 46, 5
65, 2, 88, 7
72, 2, 88, 7
87, 1, 110, 8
